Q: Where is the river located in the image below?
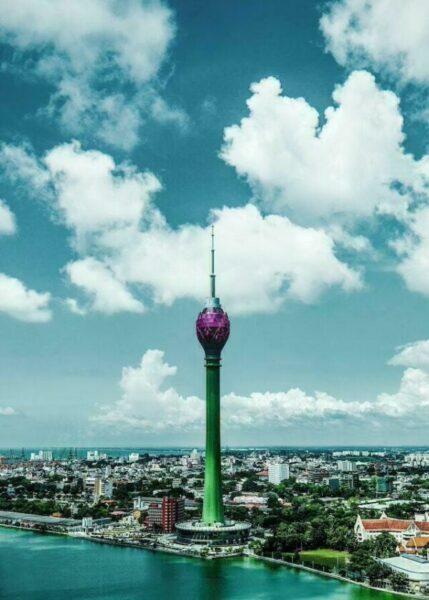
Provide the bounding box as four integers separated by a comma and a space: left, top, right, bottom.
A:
0, 528, 399, 600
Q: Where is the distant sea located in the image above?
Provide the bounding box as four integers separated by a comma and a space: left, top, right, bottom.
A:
0, 445, 428, 460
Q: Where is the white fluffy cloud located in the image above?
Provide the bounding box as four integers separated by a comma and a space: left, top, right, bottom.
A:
93, 348, 429, 433
2, 140, 359, 315
0, 273, 51, 322
0, 0, 180, 149
377, 368, 429, 419
92, 350, 203, 430
221, 71, 419, 224
0, 200, 16, 235
393, 206, 429, 298
321, 0, 429, 85
109, 204, 362, 314
44, 141, 161, 244
0, 177, 51, 323
390, 339, 429, 369
65, 257, 144, 315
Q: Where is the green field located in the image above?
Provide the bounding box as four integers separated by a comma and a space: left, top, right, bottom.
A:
297, 549, 350, 569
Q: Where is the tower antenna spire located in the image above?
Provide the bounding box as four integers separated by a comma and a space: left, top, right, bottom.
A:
210, 224, 216, 299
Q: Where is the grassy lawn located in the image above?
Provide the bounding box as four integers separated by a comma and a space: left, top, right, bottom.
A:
298, 549, 350, 569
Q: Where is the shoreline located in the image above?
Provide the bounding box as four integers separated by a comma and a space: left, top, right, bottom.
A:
1, 523, 427, 598
251, 554, 428, 600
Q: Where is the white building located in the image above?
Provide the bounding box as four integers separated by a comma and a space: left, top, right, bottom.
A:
268, 462, 290, 484
82, 517, 93, 531
190, 449, 201, 466
337, 460, 356, 472
129, 453, 140, 463
30, 450, 53, 462
406, 453, 429, 467
86, 451, 99, 461
381, 555, 429, 585
355, 514, 429, 544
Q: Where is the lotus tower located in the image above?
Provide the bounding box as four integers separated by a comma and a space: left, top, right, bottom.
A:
175, 228, 251, 547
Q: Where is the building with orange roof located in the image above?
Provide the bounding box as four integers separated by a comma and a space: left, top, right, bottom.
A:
355, 513, 429, 544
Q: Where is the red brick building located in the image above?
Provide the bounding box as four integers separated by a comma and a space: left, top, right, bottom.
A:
147, 497, 185, 532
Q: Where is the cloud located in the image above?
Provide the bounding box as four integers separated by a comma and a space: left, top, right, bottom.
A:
394, 206, 429, 297
2, 141, 360, 315
0, 143, 50, 191
321, 0, 429, 86
43, 140, 162, 245
92, 350, 203, 430
0, 0, 179, 149
93, 348, 429, 433
390, 339, 429, 369
376, 368, 429, 419
0, 407, 17, 416
220, 71, 419, 224
108, 204, 362, 314
64, 298, 87, 316
65, 257, 144, 315
0, 173, 51, 324
0, 200, 16, 235
0, 273, 51, 322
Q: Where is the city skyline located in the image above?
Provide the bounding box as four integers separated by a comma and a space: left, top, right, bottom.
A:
2, 1, 429, 446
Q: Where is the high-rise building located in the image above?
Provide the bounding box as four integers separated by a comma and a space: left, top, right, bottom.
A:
268, 462, 290, 484
147, 496, 185, 532
86, 450, 99, 461
176, 228, 250, 547
337, 460, 356, 472
84, 477, 113, 501
190, 449, 201, 466
30, 450, 53, 462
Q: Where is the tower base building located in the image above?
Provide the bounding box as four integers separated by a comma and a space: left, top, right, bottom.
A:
175, 520, 250, 547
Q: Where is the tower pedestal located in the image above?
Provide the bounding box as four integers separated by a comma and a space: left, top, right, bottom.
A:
175, 520, 251, 546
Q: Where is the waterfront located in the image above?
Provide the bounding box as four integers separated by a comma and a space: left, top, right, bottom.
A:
0, 529, 398, 600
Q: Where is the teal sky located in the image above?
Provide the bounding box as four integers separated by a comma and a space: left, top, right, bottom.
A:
1, 0, 429, 447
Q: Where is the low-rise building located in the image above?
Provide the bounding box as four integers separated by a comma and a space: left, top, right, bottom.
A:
355, 513, 429, 544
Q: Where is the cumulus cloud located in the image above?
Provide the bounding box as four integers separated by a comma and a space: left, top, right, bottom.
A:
65, 257, 144, 315
376, 368, 429, 419
0, 0, 181, 149
0, 273, 51, 322
43, 140, 162, 245
92, 350, 203, 430
221, 71, 420, 224
1, 140, 359, 315
63, 203, 361, 315
0, 200, 16, 235
390, 339, 429, 369
0, 143, 50, 191
93, 348, 429, 433
0, 174, 51, 323
394, 206, 429, 298
321, 0, 429, 86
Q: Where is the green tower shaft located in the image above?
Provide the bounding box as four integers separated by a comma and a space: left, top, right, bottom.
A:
202, 355, 224, 524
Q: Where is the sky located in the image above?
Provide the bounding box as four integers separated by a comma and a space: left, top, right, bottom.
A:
1, 0, 429, 447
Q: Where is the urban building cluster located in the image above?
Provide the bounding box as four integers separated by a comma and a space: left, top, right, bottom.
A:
2, 446, 429, 591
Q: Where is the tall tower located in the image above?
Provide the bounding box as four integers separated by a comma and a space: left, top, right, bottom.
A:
196, 226, 230, 524
175, 228, 250, 549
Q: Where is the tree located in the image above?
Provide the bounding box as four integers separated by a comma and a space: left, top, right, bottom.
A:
390, 571, 408, 591
372, 533, 397, 558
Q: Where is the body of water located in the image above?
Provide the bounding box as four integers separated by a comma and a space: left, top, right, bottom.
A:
0, 528, 399, 600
